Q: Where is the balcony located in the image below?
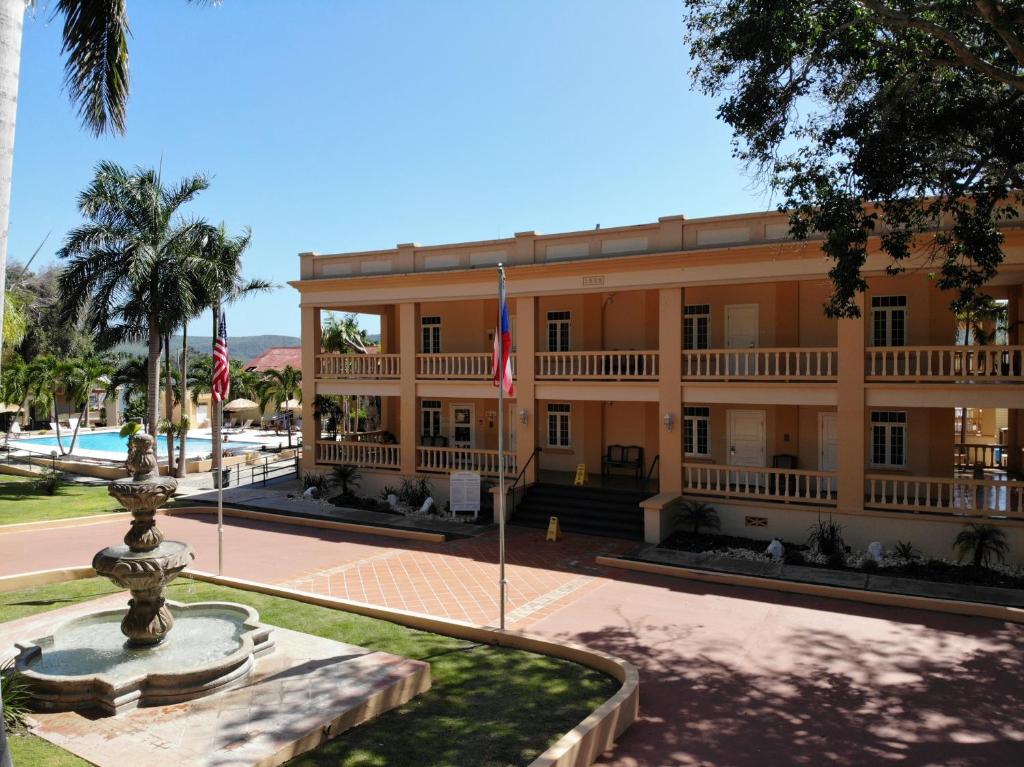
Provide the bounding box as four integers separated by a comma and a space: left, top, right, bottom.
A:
316, 353, 400, 379
865, 346, 1024, 383
536, 351, 659, 381
865, 474, 1024, 516
417, 353, 512, 380
316, 441, 401, 470
681, 348, 838, 382
417, 446, 517, 477
683, 463, 838, 505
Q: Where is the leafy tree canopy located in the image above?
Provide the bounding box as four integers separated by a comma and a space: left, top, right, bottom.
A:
684, 0, 1024, 317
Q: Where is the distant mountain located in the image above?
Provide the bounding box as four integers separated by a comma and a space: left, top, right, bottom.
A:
114, 334, 301, 362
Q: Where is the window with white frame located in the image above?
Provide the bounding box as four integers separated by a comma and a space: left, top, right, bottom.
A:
683, 305, 710, 350
547, 311, 571, 352
421, 400, 442, 439
683, 406, 710, 456
546, 403, 571, 448
421, 316, 441, 353
871, 411, 907, 467
871, 296, 907, 347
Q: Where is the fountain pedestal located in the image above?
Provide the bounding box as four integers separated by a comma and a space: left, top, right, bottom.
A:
92, 433, 193, 646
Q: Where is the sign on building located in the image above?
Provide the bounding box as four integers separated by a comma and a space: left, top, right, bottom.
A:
450, 471, 481, 518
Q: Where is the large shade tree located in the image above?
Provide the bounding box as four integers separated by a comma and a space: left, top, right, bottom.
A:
684, 1, 1024, 318
57, 161, 211, 439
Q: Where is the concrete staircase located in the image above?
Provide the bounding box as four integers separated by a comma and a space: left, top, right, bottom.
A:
510, 482, 646, 540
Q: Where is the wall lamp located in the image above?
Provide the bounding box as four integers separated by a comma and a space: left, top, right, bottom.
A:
519, 409, 529, 425
663, 412, 674, 431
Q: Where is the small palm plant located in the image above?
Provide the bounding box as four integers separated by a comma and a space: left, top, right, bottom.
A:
893, 540, 917, 561
331, 464, 362, 497
953, 524, 1009, 568
675, 500, 721, 536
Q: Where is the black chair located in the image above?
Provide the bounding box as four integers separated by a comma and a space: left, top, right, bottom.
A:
602, 444, 645, 482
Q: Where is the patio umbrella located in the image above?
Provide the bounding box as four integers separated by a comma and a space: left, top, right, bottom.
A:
223, 398, 258, 411
279, 399, 301, 411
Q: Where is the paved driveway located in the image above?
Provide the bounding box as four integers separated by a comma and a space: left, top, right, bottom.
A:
2, 512, 1022, 766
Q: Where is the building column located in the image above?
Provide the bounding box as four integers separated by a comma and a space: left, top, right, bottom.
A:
514, 296, 537, 484
836, 295, 865, 512
658, 287, 682, 496
300, 305, 320, 473
398, 302, 417, 476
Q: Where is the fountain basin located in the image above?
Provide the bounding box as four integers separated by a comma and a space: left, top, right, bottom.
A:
12, 601, 274, 714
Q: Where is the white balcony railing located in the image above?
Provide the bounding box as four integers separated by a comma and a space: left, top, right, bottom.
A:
683, 463, 837, 504
417, 353, 513, 380
316, 353, 400, 379
953, 443, 1006, 470
865, 474, 1024, 516
536, 351, 659, 380
317, 441, 401, 470
682, 348, 838, 381
865, 345, 1024, 382
417, 446, 517, 477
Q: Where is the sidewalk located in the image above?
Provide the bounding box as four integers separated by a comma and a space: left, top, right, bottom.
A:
619, 544, 1024, 607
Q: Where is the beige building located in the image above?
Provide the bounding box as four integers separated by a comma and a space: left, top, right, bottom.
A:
291, 209, 1024, 560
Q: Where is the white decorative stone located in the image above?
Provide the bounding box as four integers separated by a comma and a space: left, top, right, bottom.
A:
765, 539, 784, 560
868, 541, 884, 562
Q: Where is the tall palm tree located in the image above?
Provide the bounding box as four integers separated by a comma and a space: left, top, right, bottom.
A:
107, 354, 148, 414
56, 354, 113, 454
258, 366, 302, 448
25, 354, 65, 453
193, 224, 273, 475
57, 161, 211, 439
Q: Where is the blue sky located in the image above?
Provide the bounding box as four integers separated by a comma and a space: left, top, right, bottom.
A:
9, 0, 771, 339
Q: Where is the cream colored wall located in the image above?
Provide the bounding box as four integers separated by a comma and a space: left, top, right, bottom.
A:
864, 274, 958, 346
798, 281, 838, 346
536, 399, 607, 474
863, 406, 954, 477
418, 300, 496, 354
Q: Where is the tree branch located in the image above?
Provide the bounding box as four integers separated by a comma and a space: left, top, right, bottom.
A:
974, 0, 1024, 67
856, 0, 1024, 91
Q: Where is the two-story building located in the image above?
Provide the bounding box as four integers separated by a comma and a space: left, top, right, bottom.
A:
290, 209, 1024, 561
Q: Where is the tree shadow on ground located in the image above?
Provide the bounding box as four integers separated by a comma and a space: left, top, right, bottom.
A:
562, 600, 1024, 767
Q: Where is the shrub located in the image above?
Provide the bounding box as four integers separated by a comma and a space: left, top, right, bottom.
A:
807, 515, 845, 555
330, 464, 362, 496
826, 550, 847, 569
674, 500, 721, 536
398, 477, 433, 508
783, 549, 805, 566
33, 467, 61, 496
2, 659, 31, 730
893, 540, 917, 561
379, 484, 398, 501
953, 524, 1009, 568
301, 472, 329, 496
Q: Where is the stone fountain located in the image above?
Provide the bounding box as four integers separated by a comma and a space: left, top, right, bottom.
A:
93, 432, 193, 645
12, 433, 273, 713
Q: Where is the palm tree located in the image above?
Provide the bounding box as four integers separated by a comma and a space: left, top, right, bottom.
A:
57, 161, 211, 440
258, 366, 302, 448
107, 355, 148, 417
321, 312, 372, 354
675, 500, 721, 537
953, 523, 1009, 568
25, 354, 65, 453
56, 355, 113, 454
0, 354, 27, 435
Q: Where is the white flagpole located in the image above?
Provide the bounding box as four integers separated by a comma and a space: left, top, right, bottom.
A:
497, 264, 507, 630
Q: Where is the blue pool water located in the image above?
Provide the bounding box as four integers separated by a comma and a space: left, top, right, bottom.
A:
16, 432, 258, 457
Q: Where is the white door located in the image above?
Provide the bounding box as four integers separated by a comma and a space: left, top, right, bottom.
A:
451, 404, 474, 448
818, 413, 839, 472
728, 409, 766, 489
726, 304, 759, 375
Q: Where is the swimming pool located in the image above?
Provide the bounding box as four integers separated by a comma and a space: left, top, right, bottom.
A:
15, 432, 259, 458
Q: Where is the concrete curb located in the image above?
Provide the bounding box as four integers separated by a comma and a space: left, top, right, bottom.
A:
0, 512, 129, 534
161, 505, 448, 544
597, 554, 1024, 624
0, 566, 639, 767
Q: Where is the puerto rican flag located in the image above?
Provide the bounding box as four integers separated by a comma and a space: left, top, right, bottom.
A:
492, 266, 515, 397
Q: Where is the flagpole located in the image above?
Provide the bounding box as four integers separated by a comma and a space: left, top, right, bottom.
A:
213, 302, 224, 576
497, 265, 507, 631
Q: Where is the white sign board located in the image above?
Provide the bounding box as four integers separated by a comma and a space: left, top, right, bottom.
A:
450, 471, 481, 516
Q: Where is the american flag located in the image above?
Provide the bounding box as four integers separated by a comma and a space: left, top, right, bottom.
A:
492, 266, 515, 396
212, 308, 230, 402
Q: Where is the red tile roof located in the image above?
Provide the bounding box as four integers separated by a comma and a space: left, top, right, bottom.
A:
244, 347, 302, 372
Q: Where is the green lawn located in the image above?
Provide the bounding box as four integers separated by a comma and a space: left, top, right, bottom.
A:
0, 475, 124, 526
2, 578, 618, 767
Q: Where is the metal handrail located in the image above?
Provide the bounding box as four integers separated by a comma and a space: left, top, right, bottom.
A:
509, 447, 542, 516
644, 454, 660, 489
